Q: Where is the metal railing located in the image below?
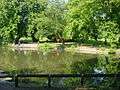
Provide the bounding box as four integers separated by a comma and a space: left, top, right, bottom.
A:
14, 73, 120, 87
0, 74, 120, 88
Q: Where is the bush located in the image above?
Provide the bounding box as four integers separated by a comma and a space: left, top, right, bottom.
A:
38, 43, 56, 53
108, 49, 116, 54
19, 37, 32, 43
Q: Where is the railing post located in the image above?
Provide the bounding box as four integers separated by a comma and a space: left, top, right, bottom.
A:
81, 74, 84, 87
15, 74, 18, 87
48, 74, 51, 87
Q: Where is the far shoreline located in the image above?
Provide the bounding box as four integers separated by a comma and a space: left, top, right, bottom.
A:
9, 43, 120, 55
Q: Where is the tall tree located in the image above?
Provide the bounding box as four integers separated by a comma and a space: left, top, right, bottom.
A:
27, 0, 47, 42
66, 0, 120, 46
0, 0, 19, 44
32, 0, 67, 44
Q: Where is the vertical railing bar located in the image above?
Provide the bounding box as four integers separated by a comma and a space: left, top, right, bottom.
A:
15, 74, 18, 87
12, 73, 120, 88
81, 74, 84, 87
48, 74, 51, 87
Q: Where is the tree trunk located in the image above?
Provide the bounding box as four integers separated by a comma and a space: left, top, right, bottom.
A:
31, 28, 38, 42
31, 34, 38, 42
15, 36, 20, 44
104, 38, 107, 45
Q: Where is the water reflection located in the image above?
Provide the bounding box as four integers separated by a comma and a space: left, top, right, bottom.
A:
69, 54, 120, 87
0, 47, 120, 87
70, 58, 98, 74
93, 68, 105, 86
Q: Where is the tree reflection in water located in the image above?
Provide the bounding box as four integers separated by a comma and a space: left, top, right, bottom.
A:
69, 55, 120, 87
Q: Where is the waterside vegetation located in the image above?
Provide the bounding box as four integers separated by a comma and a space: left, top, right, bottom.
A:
0, 0, 120, 49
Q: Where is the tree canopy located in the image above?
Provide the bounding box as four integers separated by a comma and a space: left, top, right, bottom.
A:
0, 0, 120, 47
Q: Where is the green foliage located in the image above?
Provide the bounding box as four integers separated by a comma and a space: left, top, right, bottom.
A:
28, 0, 67, 44
0, 0, 120, 48
98, 21, 119, 47
19, 37, 32, 43
66, 0, 120, 47
0, 0, 19, 44
38, 43, 56, 53
108, 49, 116, 54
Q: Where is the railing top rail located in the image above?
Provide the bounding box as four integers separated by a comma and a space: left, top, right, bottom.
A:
0, 75, 13, 78
0, 73, 120, 78
17, 73, 82, 77
16, 73, 120, 77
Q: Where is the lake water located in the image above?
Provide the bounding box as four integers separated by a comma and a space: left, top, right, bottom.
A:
0, 47, 120, 87
0, 47, 97, 73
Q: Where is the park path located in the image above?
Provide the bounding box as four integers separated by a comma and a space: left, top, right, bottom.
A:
0, 83, 92, 90
12, 43, 38, 51
11, 43, 120, 54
